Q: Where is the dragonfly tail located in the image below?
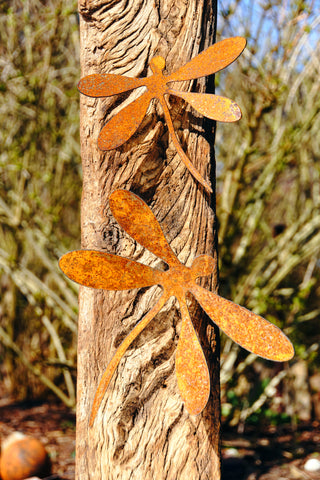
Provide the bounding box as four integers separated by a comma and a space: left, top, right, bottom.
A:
89, 292, 169, 427
160, 96, 213, 194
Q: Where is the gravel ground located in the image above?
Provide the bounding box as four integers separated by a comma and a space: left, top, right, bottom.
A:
1, 398, 319, 480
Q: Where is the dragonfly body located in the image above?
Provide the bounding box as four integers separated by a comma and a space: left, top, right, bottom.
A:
144, 57, 168, 96
155, 254, 214, 297
78, 37, 247, 193
59, 190, 294, 425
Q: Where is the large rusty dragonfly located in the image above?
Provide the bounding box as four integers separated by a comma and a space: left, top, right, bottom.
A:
59, 190, 294, 425
78, 37, 246, 193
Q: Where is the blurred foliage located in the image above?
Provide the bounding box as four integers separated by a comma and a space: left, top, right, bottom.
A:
216, 0, 320, 428
0, 0, 319, 429
0, 0, 80, 406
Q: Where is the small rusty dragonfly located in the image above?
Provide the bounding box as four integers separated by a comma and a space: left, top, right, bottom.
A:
59, 190, 294, 425
78, 37, 246, 193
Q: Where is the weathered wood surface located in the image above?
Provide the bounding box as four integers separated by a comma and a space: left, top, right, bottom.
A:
77, 1, 220, 479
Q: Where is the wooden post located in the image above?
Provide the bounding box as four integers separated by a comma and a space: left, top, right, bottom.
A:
76, 1, 220, 479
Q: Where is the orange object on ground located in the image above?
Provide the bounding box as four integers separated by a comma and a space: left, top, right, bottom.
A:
0, 433, 51, 480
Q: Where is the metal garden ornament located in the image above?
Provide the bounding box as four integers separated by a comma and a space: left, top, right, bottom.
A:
78, 37, 247, 193
59, 190, 294, 426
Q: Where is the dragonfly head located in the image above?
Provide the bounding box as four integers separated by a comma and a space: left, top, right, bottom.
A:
150, 56, 166, 75
191, 255, 215, 279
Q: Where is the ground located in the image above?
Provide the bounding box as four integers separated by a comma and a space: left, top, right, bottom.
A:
0, 399, 319, 480
222, 422, 320, 480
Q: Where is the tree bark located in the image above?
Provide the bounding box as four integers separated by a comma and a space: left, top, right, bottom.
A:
76, 1, 220, 479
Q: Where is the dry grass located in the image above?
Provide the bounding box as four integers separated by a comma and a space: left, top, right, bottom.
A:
0, 0, 81, 405
217, 1, 320, 427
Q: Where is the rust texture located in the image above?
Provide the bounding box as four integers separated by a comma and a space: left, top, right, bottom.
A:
77, 37, 247, 193
59, 190, 294, 425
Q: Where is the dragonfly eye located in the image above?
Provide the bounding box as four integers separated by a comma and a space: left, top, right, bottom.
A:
150, 56, 166, 74
191, 255, 215, 278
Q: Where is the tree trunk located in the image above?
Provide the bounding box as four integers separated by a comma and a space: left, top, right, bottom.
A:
76, 1, 220, 479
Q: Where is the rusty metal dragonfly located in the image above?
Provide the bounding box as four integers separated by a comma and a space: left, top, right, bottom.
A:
59, 190, 294, 425
78, 37, 246, 193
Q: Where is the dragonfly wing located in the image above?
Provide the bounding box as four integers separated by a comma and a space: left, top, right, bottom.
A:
109, 190, 180, 267
169, 90, 241, 122
190, 284, 294, 362
168, 37, 246, 82
175, 300, 210, 415
59, 250, 160, 290
78, 74, 144, 97
98, 92, 151, 150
